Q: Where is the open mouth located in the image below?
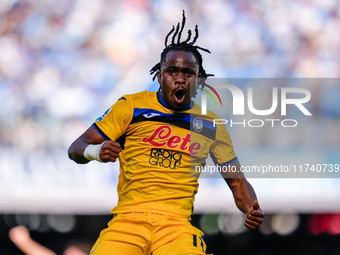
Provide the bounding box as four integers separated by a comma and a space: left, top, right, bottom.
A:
174, 89, 186, 103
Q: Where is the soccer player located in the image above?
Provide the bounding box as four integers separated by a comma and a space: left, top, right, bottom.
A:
68, 11, 263, 255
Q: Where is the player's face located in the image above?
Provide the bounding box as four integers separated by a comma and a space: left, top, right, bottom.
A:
157, 50, 200, 110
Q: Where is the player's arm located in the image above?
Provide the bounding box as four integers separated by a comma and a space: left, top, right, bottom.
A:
9, 226, 57, 255
68, 125, 121, 164
222, 161, 264, 230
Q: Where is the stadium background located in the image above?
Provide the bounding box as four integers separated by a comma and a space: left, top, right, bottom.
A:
1, 0, 340, 254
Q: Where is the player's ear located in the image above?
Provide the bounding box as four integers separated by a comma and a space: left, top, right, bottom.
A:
197, 73, 202, 84
157, 71, 161, 84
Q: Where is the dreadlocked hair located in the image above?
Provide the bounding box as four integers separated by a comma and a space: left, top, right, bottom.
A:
150, 10, 214, 88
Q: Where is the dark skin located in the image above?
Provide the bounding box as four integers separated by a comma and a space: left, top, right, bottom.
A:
68, 49, 263, 230
157, 50, 200, 110
222, 161, 264, 230
68, 128, 120, 164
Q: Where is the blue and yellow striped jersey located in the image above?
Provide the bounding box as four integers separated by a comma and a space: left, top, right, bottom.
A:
94, 91, 237, 219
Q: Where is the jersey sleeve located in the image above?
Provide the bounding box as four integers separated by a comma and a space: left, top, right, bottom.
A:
209, 123, 238, 166
93, 96, 133, 141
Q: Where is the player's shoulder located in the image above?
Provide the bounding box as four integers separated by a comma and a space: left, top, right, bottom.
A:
132, 90, 157, 99
123, 91, 158, 109
119, 90, 157, 101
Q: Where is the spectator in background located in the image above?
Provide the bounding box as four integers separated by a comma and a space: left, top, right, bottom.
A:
9, 226, 92, 255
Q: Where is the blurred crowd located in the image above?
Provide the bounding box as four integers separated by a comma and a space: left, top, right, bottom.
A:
1, 0, 340, 150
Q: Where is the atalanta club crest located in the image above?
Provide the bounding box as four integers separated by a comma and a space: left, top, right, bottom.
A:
193, 117, 203, 133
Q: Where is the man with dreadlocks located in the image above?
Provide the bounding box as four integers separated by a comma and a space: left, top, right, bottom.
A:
69, 11, 263, 255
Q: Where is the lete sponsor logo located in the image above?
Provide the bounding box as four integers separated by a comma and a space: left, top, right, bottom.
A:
142, 125, 201, 155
